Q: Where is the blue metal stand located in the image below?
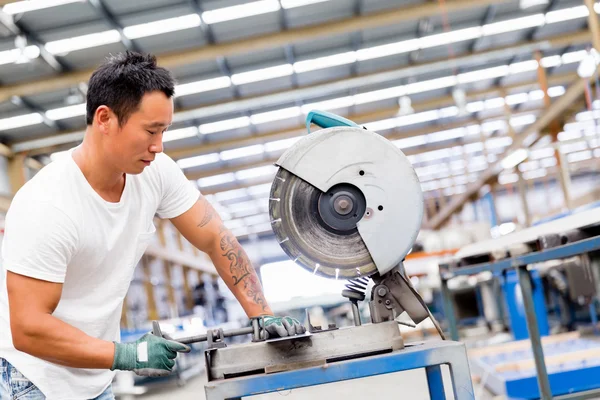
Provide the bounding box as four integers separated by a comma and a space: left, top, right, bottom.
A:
204, 341, 474, 400
440, 236, 600, 400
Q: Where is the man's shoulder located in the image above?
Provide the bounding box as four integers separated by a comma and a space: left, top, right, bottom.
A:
12, 158, 79, 212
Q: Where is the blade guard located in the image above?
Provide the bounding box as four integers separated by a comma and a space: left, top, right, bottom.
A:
275, 124, 423, 275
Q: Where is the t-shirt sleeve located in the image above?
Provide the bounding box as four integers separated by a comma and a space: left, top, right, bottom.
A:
155, 153, 201, 219
2, 200, 79, 283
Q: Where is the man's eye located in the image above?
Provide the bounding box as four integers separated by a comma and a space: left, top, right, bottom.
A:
147, 130, 156, 135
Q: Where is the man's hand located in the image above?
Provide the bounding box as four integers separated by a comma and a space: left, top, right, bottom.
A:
111, 333, 190, 377
259, 316, 306, 338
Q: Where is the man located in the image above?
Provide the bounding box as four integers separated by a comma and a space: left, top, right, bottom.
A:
0, 52, 304, 400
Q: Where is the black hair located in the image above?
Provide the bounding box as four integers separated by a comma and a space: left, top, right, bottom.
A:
86, 51, 176, 126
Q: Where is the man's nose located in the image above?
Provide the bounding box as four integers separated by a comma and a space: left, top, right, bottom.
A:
149, 134, 163, 153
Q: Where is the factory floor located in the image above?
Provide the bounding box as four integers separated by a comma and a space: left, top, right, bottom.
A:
136, 368, 498, 400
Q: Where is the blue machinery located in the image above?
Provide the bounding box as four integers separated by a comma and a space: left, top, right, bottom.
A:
204, 341, 474, 400
440, 236, 600, 400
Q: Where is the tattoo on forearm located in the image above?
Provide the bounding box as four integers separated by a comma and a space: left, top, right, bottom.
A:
197, 197, 214, 227
219, 224, 268, 311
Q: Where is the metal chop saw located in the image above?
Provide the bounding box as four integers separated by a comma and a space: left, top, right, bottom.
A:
153, 110, 445, 383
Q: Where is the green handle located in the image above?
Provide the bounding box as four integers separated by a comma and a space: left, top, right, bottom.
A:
305, 110, 360, 133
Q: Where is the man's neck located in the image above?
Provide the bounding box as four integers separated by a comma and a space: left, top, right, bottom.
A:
72, 136, 126, 202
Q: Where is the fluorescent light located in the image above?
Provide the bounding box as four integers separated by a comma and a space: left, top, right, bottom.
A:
482, 14, 545, 36
417, 148, 452, 163
220, 144, 265, 160
294, 51, 357, 73
215, 188, 249, 202
2, 0, 84, 15
457, 66, 508, 84
464, 142, 484, 153
397, 110, 439, 127
560, 141, 588, 154
45, 103, 86, 120
482, 120, 507, 133
578, 51, 598, 78
0, 113, 44, 130
541, 55, 561, 68
439, 106, 459, 118
428, 128, 465, 143
198, 173, 236, 187
562, 50, 588, 64
530, 148, 555, 159
243, 214, 270, 227
419, 27, 482, 49
250, 107, 301, 125
231, 226, 249, 236
199, 116, 250, 135
540, 157, 557, 168
301, 96, 354, 112
404, 76, 457, 94
506, 93, 529, 105
394, 136, 427, 149
247, 183, 272, 196
466, 125, 481, 135
510, 114, 536, 127
523, 168, 547, 180
163, 127, 199, 143
264, 137, 302, 152
509, 60, 539, 74
466, 101, 484, 113
558, 130, 582, 141
356, 39, 420, 61
487, 136, 513, 149
518, 160, 539, 172
45, 30, 121, 55
364, 118, 397, 132
520, 0, 548, 9
484, 97, 505, 109
225, 219, 245, 230
177, 153, 220, 169
281, 0, 329, 9
545, 5, 588, 24
236, 165, 277, 180
202, 0, 280, 24
231, 64, 293, 85
353, 86, 405, 105
0, 46, 40, 66
498, 173, 518, 185
501, 148, 528, 169
175, 76, 231, 97
123, 14, 201, 39
548, 86, 565, 97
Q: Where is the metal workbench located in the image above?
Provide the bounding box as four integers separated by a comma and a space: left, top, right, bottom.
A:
204, 340, 474, 400
440, 235, 600, 400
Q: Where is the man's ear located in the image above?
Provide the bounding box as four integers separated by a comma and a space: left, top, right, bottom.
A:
94, 105, 115, 135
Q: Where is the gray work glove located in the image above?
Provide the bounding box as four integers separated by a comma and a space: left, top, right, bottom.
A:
259, 315, 306, 339
111, 333, 190, 377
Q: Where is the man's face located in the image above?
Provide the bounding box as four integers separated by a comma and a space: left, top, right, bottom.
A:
106, 91, 173, 174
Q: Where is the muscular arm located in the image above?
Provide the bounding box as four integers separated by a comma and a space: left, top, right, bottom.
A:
170, 197, 273, 318
7, 272, 115, 369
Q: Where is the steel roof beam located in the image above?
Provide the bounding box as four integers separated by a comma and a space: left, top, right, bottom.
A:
87, 0, 140, 53
471, 5, 497, 52
184, 108, 544, 181
0, 0, 512, 101
10, 70, 577, 156
0, 10, 68, 72
426, 70, 595, 229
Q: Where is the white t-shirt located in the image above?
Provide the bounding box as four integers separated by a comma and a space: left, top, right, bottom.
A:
0, 149, 200, 400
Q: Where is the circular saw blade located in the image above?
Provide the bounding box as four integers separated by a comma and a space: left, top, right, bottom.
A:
269, 167, 377, 279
